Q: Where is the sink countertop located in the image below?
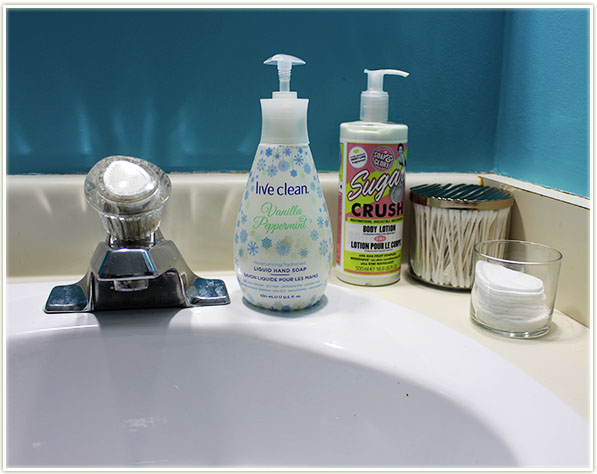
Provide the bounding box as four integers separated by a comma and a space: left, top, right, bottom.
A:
7, 268, 590, 423
188, 266, 589, 422
6, 172, 590, 423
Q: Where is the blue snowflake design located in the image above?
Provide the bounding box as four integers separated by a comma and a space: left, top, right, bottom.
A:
294, 155, 304, 166
265, 147, 273, 157
274, 152, 280, 160
247, 241, 259, 256
262, 237, 272, 249
317, 216, 324, 228
310, 230, 319, 241
304, 163, 311, 174
284, 147, 291, 156
267, 164, 278, 177
310, 182, 316, 191
238, 247, 244, 258
275, 239, 291, 256
325, 219, 329, 228
298, 147, 304, 154
241, 213, 247, 224
240, 229, 248, 243
234, 233, 239, 244
278, 160, 289, 172
257, 158, 266, 171
244, 190, 249, 201
300, 248, 308, 258
290, 169, 298, 178
320, 239, 329, 255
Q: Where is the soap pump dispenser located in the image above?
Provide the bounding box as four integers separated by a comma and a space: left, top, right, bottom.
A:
234, 53, 333, 311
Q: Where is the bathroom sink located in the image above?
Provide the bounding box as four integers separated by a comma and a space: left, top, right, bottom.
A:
6, 276, 589, 468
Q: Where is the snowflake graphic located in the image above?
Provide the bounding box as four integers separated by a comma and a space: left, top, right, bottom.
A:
275, 239, 291, 256
257, 158, 266, 171
310, 182, 316, 191
241, 213, 247, 224
247, 241, 259, 256
278, 160, 289, 172
265, 147, 273, 157
290, 169, 298, 178
300, 248, 308, 258
274, 152, 280, 160
317, 216, 324, 227
310, 230, 319, 241
234, 233, 239, 244
294, 155, 304, 166
244, 190, 249, 201
304, 163, 311, 174
262, 237, 272, 249
238, 247, 244, 258
319, 239, 329, 255
284, 147, 291, 156
325, 219, 329, 228
298, 147, 304, 154
267, 164, 278, 177
240, 229, 248, 243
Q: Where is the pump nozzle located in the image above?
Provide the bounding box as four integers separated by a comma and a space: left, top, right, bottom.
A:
361, 68, 409, 122
264, 53, 305, 95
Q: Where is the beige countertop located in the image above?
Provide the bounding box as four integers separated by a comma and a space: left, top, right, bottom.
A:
6, 172, 591, 422
199, 267, 590, 422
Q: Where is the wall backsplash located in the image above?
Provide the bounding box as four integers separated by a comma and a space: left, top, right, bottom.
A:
7, 8, 589, 197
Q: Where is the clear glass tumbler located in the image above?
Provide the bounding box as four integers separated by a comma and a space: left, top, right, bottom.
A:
470, 240, 563, 338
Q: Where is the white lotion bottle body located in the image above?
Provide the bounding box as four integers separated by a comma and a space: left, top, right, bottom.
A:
234, 143, 333, 310
337, 120, 408, 286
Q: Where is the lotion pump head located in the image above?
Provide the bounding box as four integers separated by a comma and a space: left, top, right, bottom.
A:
360, 68, 409, 122
261, 53, 309, 144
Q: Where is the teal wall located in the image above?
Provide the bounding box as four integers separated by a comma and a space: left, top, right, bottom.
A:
494, 9, 590, 196
7, 8, 590, 197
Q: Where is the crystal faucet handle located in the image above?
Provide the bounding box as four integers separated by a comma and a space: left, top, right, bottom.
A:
85, 155, 171, 241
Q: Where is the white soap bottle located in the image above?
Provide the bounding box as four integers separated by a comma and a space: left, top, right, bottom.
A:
234, 53, 333, 311
336, 69, 409, 286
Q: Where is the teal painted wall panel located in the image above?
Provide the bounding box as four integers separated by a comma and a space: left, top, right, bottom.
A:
7, 8, 590, 197
494, 9, 590, 197
8, 9, 503, 175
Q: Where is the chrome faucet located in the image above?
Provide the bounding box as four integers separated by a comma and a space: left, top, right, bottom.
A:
44, 156, 230, 313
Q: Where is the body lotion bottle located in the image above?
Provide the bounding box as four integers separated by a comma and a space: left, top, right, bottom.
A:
337, 69, 409, 286
234, 54, 333, 311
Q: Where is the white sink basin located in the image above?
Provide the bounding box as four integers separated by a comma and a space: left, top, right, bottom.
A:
6, 277, 589, 468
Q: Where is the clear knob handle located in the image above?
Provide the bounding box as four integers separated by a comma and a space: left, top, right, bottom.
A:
85, 156, 171, 241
